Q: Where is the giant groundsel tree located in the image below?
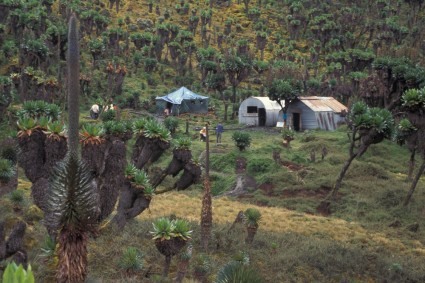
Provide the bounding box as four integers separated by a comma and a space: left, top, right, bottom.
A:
320, 102, 394, 210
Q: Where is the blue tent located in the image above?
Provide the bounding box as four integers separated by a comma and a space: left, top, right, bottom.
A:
156, 87, 209, 115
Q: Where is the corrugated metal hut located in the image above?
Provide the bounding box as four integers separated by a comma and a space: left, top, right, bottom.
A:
279, 96, 347, 131
238, 97, 282, 127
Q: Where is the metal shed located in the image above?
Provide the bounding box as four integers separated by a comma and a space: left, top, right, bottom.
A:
238, 97, 282, 127
279, 96, 347, 131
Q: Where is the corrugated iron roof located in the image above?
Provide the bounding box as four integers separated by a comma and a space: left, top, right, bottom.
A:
298, 96, 347, 113
250, 96, 282, 110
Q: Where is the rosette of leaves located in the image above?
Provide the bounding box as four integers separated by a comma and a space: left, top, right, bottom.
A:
394, 118, 417, 145
144, 119, 171, 142
232, 131, 251, 151
45, 103, 61, 120
37, 116, 50, 130
0, 158, 15, 183
17, 117, 38, 137
124, 163, 138, 179
132, 118, 148, 135
402, 88, 425, 110
118, 247, 144, 272
215, 261, 263, 283
151, 217, 175, 241
80, 123, 105, 145
131, 169, 155, 198
103, 120, 127, 137
173, 137, 192, 150
18, 101, 41, 119
163, 116, 179, 134
350, 102, 394, 138
44, 120, 66, 141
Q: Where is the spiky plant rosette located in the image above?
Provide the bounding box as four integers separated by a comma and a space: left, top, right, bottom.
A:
17, 117, 38, 137
131, 169, 155, 198
103, 120, 127, 137
124, 163, 138, 179
244, 208, 262, 228
394, 118, 417, 145
151, 217, 175, 241
173, 137, 192, 150
0, 158, 15, 183
38, 116, 50, 130
44, 120, 66, 141
80, 123, 105, 145
143, 119, 171, 142
45, 154, 100, 233
172, 219, 192, 241
45, 103, 61, 120
215, 260, 264, 283
118, 247, 144, 271
132, 118, 148, 136
402, 88, 425, 110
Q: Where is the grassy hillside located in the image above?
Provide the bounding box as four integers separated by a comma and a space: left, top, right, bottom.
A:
1, 0, 425, 282
2, 125, 425, 282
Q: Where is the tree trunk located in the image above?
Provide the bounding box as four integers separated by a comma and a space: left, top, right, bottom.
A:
200, 178, 212, 252
163, 255, 172, 277
408, 149, 416, 182
404, 159, 425, 206
113, 181, 152, 229
329, 152, 358, 200
56, 228, 88, 283
18, 130, 46, 183
245, 226, 257, 244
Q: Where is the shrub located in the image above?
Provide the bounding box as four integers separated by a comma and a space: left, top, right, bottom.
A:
232, 131, 251, 151
163, 116, 179, 134
118, 247, 144, 272
0, 158, 15, 183
100, 109, 116, 122
215, 261, 263, 283
247, 158, 272, 174
9, 190, 24, 204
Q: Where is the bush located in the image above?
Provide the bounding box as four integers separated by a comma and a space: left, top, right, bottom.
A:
247, 158, 272, 174
118, 247, 144, 272
100, 109, 116, 122
163, 117, 179, 134
232, 131, 251, 151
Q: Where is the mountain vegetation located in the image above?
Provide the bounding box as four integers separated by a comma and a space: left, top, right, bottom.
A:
0, 0, 425, 282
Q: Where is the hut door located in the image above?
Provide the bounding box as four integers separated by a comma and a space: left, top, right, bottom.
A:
293, 113, 301, 131
258, 108, 266, 126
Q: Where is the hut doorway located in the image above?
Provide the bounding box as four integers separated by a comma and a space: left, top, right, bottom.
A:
258, 108, 266, 126
293, 113, 301, 131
